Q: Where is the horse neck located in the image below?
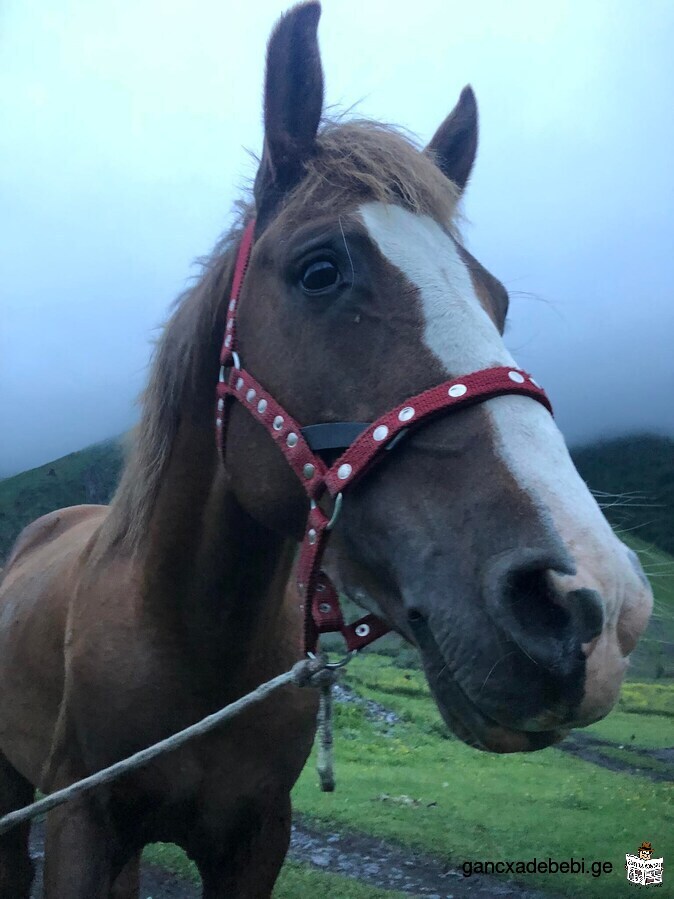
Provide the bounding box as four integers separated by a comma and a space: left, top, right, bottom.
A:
139, 410, 297, 670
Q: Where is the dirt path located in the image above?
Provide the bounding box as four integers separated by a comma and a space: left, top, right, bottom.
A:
29, 819, 554, 898
288, 817, 555, 898
556, 732, 673, 783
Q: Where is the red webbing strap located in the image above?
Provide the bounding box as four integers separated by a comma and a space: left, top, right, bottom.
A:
220, 220, 255, 367
216, 367, 328, 498
309, 574, 391, 652
324, 368, 551, 496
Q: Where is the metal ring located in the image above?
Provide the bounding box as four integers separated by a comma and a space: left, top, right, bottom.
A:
308, 493, 342, 531
307, 649, 357, 669
326, 492, 343, 531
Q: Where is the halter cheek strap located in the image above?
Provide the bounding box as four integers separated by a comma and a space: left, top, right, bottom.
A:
216, 220, 554, 656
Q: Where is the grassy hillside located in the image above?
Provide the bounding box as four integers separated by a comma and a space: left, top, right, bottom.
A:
292, 654, 673, 899
0, 439, 123, 562
572, 433, 674, 556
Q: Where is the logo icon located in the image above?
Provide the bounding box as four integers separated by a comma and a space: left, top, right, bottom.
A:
626, 841, 664, 886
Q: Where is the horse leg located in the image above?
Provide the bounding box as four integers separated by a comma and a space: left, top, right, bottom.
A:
196, 793, 292, 899
43, 787, 116, 899
0, 752, 35, 899
109, 850, 141, 899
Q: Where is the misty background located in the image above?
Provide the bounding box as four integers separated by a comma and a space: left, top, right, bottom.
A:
1, 0, 673, 478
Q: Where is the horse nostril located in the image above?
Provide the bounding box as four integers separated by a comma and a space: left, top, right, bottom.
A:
484, 548, 596, 676
561, 588, 604, 646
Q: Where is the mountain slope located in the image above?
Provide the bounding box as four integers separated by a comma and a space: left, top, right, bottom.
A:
572, 433, 674, 556
0, 439, 123, 562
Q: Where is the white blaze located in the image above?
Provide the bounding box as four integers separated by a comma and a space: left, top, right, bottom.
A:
359, 203, 516, 373
358, 202, 641, 627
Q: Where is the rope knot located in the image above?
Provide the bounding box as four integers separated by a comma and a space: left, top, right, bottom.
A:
290, 657, 340, 690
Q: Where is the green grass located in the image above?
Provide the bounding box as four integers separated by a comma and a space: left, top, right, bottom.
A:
587, 709, 674, 749
142, 842, 406, 898
140, 661, 671, 897
289, 655, 673, 899
617, 681, 674, 716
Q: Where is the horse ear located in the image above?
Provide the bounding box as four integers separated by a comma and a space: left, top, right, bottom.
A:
426, 86, 478, 191
254, 2, 324, 220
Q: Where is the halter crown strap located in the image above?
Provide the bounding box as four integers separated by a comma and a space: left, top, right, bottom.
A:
216, 220, 554, 656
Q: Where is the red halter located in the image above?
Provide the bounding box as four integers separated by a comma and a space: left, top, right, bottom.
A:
216, 220, 553, 657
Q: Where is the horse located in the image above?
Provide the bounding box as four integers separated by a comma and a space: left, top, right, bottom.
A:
0, 3, 653, 897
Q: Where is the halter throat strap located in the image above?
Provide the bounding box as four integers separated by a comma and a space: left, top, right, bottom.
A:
216, 220, 553, 656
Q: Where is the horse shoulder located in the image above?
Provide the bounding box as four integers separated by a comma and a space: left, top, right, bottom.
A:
3, 505, 109, 574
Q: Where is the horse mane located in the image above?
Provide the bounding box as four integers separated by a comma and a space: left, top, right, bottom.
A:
100, 120, 461, 554
288, 119, 460, 225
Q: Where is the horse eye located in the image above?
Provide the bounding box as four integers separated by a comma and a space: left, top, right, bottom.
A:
300, 259, 341, 294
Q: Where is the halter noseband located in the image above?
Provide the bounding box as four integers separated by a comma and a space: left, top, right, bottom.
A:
216, 220, 553, 657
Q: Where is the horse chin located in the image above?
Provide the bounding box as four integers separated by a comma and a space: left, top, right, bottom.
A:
422, 658, 568, 753
406, 618, 570, 753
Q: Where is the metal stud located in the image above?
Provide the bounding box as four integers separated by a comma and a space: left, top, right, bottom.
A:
398, 406, 415, 422
303, 463, 315, 479
319, 602, 332, 614
337, 463, 352, 481
235, 377, 244, 391
508, 370, 525, 383
246, 389, 256, 402
308, 528, 317, 545
273, 415, 284, 431
355, 623, 370, 637
219, 366, 226, 383
257, 399, 267, 414
224, 334, 232, 348
217, 398, 224, 412
372, 425, 389, 442
448, 384, 467, 398
287, 432, 298, 448
216, 418, 223, 428
226, 319, 233, 330
229, 299, 236, 312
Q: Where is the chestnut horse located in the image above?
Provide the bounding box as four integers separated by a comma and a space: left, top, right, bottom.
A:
0, 3, 653, 897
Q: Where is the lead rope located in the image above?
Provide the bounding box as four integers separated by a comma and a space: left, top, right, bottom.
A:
0, 657, 340, 837
317, 684, 335, 791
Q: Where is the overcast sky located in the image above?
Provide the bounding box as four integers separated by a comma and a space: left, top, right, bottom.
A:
1, 0, 673, 477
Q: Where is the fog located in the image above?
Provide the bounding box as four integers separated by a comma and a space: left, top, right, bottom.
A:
1, 0, 673, 476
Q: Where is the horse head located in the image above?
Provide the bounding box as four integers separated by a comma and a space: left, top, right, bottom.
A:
221, 2, 653, 752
